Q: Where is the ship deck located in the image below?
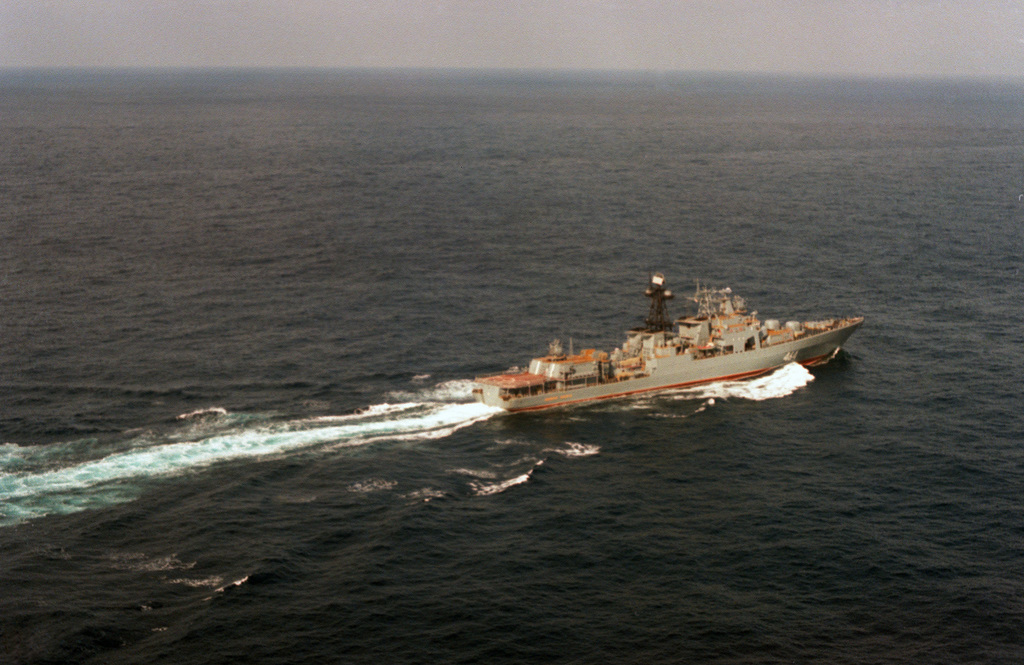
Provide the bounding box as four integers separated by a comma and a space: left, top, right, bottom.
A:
475, 372, 548, 389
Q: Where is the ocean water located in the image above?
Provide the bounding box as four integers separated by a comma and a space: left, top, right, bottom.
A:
1, 69, 1023, 664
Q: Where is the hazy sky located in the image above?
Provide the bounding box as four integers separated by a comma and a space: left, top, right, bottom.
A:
2, 1, 1023, 78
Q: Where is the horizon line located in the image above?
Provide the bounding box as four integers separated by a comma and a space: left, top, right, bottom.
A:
2, 65, 1023, 85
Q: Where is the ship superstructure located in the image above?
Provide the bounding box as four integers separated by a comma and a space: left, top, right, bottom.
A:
472, 274, 862, 411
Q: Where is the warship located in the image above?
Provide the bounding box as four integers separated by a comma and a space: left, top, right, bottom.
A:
473, 274, 862, 412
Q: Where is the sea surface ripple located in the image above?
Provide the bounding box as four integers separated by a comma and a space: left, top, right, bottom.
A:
1, 70, 1022, 664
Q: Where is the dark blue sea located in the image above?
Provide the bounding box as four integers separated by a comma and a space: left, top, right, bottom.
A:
2, 69, 1023, 664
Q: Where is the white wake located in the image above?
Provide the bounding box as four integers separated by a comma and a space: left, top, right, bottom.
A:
0, 393, 502, 526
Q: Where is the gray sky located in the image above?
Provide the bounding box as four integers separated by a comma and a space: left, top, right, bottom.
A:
2, 1, 1023, 78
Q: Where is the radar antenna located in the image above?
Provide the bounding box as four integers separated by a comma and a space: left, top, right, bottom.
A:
644, 272, 674, 331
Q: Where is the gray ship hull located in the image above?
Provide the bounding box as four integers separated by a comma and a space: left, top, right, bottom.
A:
475, 317, 862, 412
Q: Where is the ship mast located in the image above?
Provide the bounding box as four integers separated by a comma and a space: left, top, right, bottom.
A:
644, 272, 674, 332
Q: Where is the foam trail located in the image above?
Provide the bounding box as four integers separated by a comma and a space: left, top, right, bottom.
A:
305, 402, 421, 422
388, 378, 478, 403
176, 407, 228, 420
470, 461, 543, 497
543, 442, 600, 458
0, 401, 502, 526
348, 478, 397, 493
216, 575, 250, 592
